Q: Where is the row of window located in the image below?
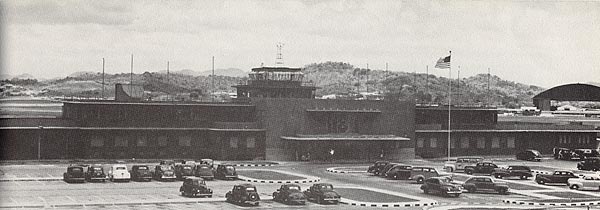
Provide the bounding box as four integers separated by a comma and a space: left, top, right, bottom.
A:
90, 136, 256, 148
558, 135, 593, 144
416, 136, 516, 149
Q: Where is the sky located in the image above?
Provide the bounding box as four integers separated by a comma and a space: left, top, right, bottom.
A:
1, 0, 599, 88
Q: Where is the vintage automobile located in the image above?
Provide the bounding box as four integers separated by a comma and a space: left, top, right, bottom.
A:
85, 164, 106, 182
303, 183, 341, 204
194, 164, 215, 180
568, 175, 600, 191
179, 177, 213, 197
516, 150, 542, 161
159, 160, 176, 166
464, 162, 498, 175
491, 165, 533, 180
409, 166, 446, 184
215, 164, 238, 180
535, 170, 578, 185
573, 149, 599, 160
462, 176, 510, 194
225, 184, 260, 206
379, 162, 402, 177
385, 164, 412, 180
153, 164, 176, 181
108, 164, 131, 182
63, 165, 86, 183
420, 177, 463, 197
443, 157, 484, 172
554, 148, 581, 160
272, 184, 307, 205
175, 164, 195, 180
130, 165, 152, 182
577, 157, 600, 171
367, 161, 390, 175
199, 159, 214, 169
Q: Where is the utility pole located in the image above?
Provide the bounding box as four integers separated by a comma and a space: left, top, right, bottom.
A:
130, 54, 134, 95
487, 68, 491, 107
102, 58, 105, 99
426, 65, 429, 104
366, 63, 369, 93
212, 56, 215, 102
457, 66, 460, 107
167, 61, 170, 101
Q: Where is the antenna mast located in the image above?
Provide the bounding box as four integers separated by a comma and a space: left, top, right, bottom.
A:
275, 42, 284, 66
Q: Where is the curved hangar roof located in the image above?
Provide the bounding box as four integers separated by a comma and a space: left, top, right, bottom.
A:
533, 83, 600, 101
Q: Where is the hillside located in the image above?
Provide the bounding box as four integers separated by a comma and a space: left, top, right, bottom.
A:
1, 61, 549, 107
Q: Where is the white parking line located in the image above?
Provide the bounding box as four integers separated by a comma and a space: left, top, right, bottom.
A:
37, 196, 47, 205
146, 194, 160, 200
65, 196, 76, 202
9, 197, 19, 205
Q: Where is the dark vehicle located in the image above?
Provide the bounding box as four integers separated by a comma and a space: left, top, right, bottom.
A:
385, 165, 412, 180
420, 177, 462, 197
553, 147, 569, 159
464, 162, 498, 175
573, 149, 599, 160
409, 166, 445, 184
63, 165, 85, 183
179, 177, 213, 197
194, 164, 215, 180
215, 164, 238, 180
367, 161, 390, 175
535, 170, 578, 185
85, 164, 106, 182
153, 165, 176, 181
175, 164, 194, 180
226, 184, 260, 206
303, 183, 341, 204
462, 176, 509, 194
516, 150, 542, 161
577, 157, 600, 171
131, 165, 152, 181
379, 162, 401, 177
199, 159, 214, 169
491, 165, 533, 179
554, 148, 581, 160
272, 184, 307, 205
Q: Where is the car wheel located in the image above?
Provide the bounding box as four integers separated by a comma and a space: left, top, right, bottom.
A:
466, 170, 473, 175
423, 188, 429, 194
208, 195, 212, 198
495, 174, 503, 179
537, 179, 545, 185
520, 175, 527, 180
454, 194, 460, 197
570, 185, 579, 190
417, 177, 424, 184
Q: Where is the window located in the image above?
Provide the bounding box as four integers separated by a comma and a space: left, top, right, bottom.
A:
477, 137, 485, 149
450, 137, 457, 149
491, 137, 500, 148
115, 136, 128, 147
178, 136, 191, 147
136, 136, 147, 147
430, 138, 437, 148
246, 137, 256, 148
91, 136, 104, 147
507, 137, 515, 148
417, 138, 424, 148
461, 137, 469, 148
230, 137, 239, 148
157, 136, 168, 147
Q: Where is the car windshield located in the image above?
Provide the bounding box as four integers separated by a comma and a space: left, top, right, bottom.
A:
225, 166, 235, 170
116, 167, 126, 170
320, 185, 333, 190
137, 166, 148, 170
288, 186, 300, 190
530, 150, 540, 155
191, 180, 204, 185
70, 167, 83, 172
198, 166, 210, 170
183, 166, 192, 170
92, 167, 102, 171
246, 187, 256, 192
159, 165, 174, 170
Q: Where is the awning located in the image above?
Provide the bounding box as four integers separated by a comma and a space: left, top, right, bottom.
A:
281, 135, 409, 141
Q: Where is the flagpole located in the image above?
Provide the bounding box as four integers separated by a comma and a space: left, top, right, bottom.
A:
447, 51, 452, 161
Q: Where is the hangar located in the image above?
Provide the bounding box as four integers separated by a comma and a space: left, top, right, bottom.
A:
533, 83, 600, 111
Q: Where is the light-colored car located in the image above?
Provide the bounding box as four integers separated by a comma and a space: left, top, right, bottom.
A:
443, 157, 483, 172
568, 175, 600, 191
109, 164, 131, 182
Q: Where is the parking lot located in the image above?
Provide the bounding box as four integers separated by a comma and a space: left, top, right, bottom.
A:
2, 157, 600, 209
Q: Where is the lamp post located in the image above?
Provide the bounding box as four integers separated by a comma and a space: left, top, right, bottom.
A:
37, 126, 44, 160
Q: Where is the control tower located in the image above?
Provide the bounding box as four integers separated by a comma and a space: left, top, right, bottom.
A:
234, 66, 317, 98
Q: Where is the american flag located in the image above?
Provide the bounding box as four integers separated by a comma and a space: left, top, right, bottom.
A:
435, 55, 451, 69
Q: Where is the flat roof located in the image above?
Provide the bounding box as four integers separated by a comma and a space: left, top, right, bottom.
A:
0, 127, 265, 132
251, 67, 302, 72
63, 101, 254, 107
416, 129, 600, 133
281, 135, 410, 141
306, 109, 381, 113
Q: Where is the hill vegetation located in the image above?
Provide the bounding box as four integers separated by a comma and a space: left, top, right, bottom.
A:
0, 61, 549, 107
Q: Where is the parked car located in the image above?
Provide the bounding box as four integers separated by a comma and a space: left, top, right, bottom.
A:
491, 165, 533, 180
462, 176, 509, 194
272, 184, 307, 205
367, 161, 390, 175
198, 159, 214, 169
194, 164, 215, 180
160, 160, 176, 166
63, 165, 85, 183
573, 149, 599, 160
131, 165, 152, 182
215, 164, 238, 180
303, 183, 341, 204
385, 165, 412, 180
226, 184, 260, 206
85, 164, 106, 182
153, 164, 176, 181
108, 164, 130, 182
179, 177, 213, 197
577, 157, 600, 171
443, 157, 483, 172
464, 162, 498, 175
516, 150, 542, 161
535, 170, 578, 185
379, 162, 401, 177
175, 164, 195, 180
420, 177, 463, 197
568, 175, 600, 191
554, 148, 581, 160
409, 166, 445, 184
